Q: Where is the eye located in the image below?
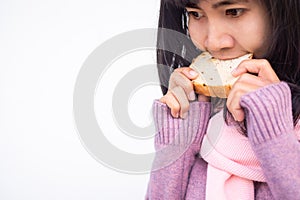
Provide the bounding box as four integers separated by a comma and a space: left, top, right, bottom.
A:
185, 7, 203, 20
225, 8, 245, 17
188, 11, 203, 20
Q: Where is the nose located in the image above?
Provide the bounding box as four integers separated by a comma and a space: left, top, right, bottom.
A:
204, 21, 234, 53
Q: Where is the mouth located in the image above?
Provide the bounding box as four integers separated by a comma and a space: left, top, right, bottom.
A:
209, 52, 251, 60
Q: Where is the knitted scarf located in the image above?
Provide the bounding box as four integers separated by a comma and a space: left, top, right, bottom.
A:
200, 110, 300, 200
200, 110, 265, 200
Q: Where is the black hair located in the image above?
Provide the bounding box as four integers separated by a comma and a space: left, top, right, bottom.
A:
156, 0, 300, 124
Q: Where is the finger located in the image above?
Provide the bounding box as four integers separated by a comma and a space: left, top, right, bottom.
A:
236, 73, 268, 88
227, 76, 263, 121
232, 59, 279, 82
169, 71, 196, 101
170, 86, 190, 118
227, 90, 245, 122
174, 67, 199, 80
230, 108, 245, 122
160, 92, 180, 118
232, 59, 266, 76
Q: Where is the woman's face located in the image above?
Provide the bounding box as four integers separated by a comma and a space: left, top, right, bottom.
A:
186, 0, 271, 59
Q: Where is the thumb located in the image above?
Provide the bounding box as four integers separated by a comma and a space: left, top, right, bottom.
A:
175, 67, 199, 80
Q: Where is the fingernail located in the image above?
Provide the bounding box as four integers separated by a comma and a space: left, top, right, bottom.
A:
189, 91, 196, 101
233, 116, 238, 121
231, 68, 238, 76
189, 70, 198, 77
182, 112, 188, 119
233, 115, 241, 122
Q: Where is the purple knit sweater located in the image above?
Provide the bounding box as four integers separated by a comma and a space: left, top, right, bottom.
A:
146, 82, 300, 200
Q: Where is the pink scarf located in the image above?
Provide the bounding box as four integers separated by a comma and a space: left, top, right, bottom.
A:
200, 111, 300, 200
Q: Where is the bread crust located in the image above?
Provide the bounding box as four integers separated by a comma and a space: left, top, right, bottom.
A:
190, 52, 253, 98
193, 82, 232, 98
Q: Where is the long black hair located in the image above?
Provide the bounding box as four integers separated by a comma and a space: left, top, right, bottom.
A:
156, 0, 300, 124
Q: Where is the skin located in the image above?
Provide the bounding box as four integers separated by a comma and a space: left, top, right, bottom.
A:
160, 0, 280, 121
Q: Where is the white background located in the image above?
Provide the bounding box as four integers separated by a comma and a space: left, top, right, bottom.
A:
0, 0, 162, 199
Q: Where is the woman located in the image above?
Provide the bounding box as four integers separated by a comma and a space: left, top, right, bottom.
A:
146, 0, 300, 199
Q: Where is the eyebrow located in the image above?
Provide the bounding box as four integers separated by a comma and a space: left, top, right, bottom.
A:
212, 0, 249, 9
185, 2, 199, 9
185, 0, 249, 9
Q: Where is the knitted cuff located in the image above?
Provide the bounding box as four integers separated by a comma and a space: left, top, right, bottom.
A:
241, 82, 294, 145
153, 100, 211, 150
151, 100, 211, 170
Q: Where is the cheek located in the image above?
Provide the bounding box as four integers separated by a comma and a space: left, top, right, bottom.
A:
236, 18, 271, 57
188, 22, 206, 50
255, 20, 271, 57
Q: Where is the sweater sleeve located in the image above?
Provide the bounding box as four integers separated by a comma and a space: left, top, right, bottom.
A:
240, 82, 300, 200
146, 100, 211, 200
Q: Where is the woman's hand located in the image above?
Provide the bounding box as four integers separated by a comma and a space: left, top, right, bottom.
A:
160, 67, 209, 118
227, 59, 280, 122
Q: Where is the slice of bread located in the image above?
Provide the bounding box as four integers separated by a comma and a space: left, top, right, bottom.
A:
190, 52, 253, 98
